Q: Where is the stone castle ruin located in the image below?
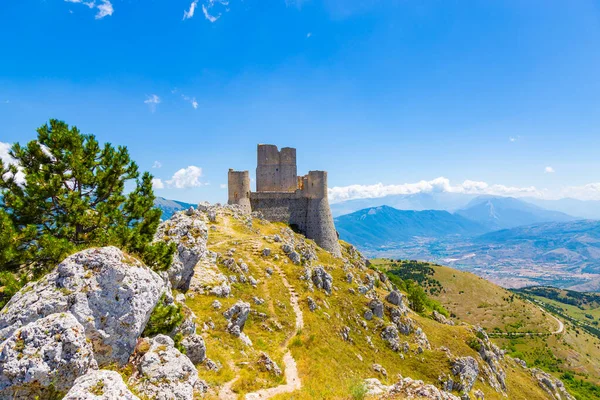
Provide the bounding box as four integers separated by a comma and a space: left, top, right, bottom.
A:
228, 144, 341, 257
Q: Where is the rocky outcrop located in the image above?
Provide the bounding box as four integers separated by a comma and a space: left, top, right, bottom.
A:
0, 313, 97, 398
0, 247, 164, 366
312, 266, 333, 294
450, 356, 479, 393
154, 210, 208, 290
257, 352, 282, 376
181, 334, 206, 364
432, 310, 455, 326
369, 298, 384, 318
64, 370, 139, 400
129, 335, 205, 400
223, 301, 250, 336
531, 369, 575, 400
385, 290, 403, 306
384, 376, 461, 400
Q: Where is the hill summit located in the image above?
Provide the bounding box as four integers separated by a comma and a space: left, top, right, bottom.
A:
0, 202, 582, 399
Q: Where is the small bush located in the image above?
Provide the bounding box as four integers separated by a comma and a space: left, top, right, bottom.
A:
142, 294, 185, 338
349, 381, 368, 400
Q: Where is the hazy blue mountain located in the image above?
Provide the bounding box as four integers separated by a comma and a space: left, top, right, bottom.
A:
455, 196, 576, 230
154, 197, 196, 220
334, 205, 487, 248
522, 197, 600, 220
330, 192, 476, 217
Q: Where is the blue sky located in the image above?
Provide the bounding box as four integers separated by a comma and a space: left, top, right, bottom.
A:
1, 0, 600, 203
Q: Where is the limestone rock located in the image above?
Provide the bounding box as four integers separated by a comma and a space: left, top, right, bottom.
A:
385, 290, 403, 306
531, 369, 575, 400
384, 376, 461, 400
223, 301, 250, 336
432, 310, 455, 326
0, 313, 97, 398
364, 378, 391, 396
129, 335, 203, 400
372, 364, 388, 378
312, 266, 333, 294
181, 334, 206, 364
262, 248, 271, 257
154, 211, 208, 290
307, 297, 318, 312
451, 357, 479, 393
64, 370, 139, 400
381, 324, 401, 352
288, 251, 301, 265
257, 352, 282, 376
0, 247, 164, 366
369, 298, 384, 318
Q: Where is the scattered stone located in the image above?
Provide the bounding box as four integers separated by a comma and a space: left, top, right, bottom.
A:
340, 326, 351, 342
312, 266, 333, 294
385, 290, 403, 306
357, 285, 368, 295
210, 282, 231, 298
373, 364, 388, 377
514, 358, 527, 368
257, 352, 282, 376
265, 267, 273, 276
253, 296, 265, 305
364, 309, 374, 321
281, 243, 293, 254
307, 297, 318, 312
262, 248, 271, 257
0, 247, 164, 366
369, 298, 384, 318
474, 389, 485, 399
273, 235, 282, 242
249, 276, 258, 287
129, 335, 203, 400
346, 272, 354, 284
64, 370, 139, 400
364, 378, 392, 396
223, 301, 251, 337
381, 324, 401, 352
288, 251, 301, 265
181, 334, 206, 364
432, 310, 455, 326
384, 376, 461, 400
212, 300, 222, 310
204, 359, 221, 372
0, 313, 97, 398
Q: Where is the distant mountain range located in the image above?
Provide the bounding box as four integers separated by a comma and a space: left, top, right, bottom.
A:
334, 196, 600, 291
335, 206, 487, 248
331, 192, 600, 220
154, 197, 195, 220
455, 196, 576, 231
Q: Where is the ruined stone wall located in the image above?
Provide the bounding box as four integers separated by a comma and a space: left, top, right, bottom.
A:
249, 170, 340, 256
256, 144, 297, 192
227, 169, 251, 214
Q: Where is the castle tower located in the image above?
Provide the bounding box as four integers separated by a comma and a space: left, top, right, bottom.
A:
256, 144, 297, 192
303, 171, 341, 257
227, 169, 251, 214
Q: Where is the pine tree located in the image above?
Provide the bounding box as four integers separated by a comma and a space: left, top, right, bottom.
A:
0, 119, 174, 272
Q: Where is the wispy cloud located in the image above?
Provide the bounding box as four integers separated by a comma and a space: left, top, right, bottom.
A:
64, 0, 113, 19
181, 95, 198, 109
545, 166, 555, 173
152, 161, 162, 169
220, 183, 227, 189
183, 0, 199, 20
306, 32, 312, 38
509, 136, 518, 143
202, 4, 220, 22
328, 177, 544, 203
561, 183, 600, 201
166, 166, 204, 189
144, 94, 161, 112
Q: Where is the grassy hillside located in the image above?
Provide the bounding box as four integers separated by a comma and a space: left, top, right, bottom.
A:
370, 259, 600, 399
179, 210, 571, 399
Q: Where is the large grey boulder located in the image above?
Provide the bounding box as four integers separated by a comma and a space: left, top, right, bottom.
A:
129, 335, 204, 400
385, 290, 404, 306
154, 211, 208, 290
0, 313, 97, 399
64, 370, 139, 400
369, 298, 384, 318
0, 246, 165, 366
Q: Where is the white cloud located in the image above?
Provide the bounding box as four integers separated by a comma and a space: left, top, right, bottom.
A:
152, 161, 162, 169
202, 4, 220, 22
561, 183, 600, 201
183, 0, 199, 20
545, 166, 555, 173
181, 94, 198, 109
166, 166, 204, 189
152, 178, 165, 189
509, 136, 517, 142
306, 32, 312, 38
64, 0, 113, 19
220, 183, 227, 189
0, 142, 25, 184
144, 94, 161, 112
328, 177, 544, 204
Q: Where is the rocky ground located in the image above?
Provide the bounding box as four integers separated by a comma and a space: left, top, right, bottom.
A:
0, 203, 578, 399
